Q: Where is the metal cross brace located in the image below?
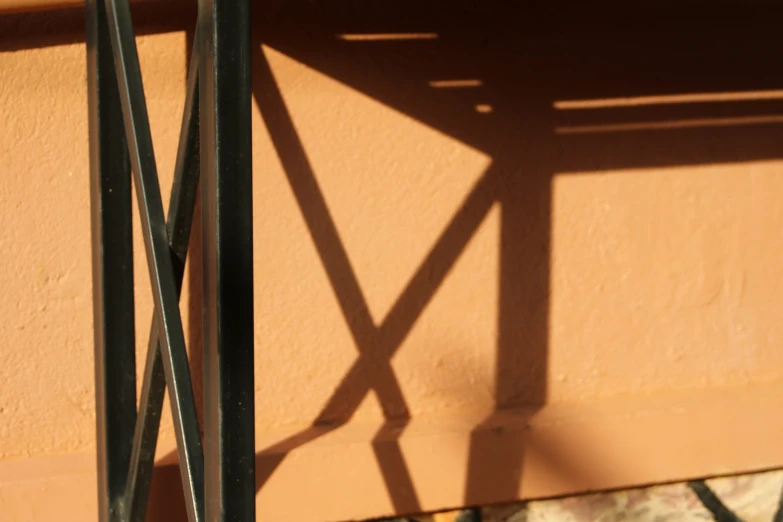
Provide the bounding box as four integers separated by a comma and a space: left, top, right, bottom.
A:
87, 1, 254, 521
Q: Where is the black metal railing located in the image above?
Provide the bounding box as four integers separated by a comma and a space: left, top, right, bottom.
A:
87, 1, 254, 521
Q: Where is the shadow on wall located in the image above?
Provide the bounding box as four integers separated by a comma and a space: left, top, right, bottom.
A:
4, 1, 783, 521
248, 0, 783, 516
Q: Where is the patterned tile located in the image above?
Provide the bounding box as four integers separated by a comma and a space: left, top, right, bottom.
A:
522, 483, 713, 522
369, 470, 783, 522
705, 470, 783, 522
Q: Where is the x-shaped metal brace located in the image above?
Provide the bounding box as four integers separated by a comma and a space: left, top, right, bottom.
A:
87, 1, 254, 522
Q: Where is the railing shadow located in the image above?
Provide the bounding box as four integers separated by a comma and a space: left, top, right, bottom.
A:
248, 0, 783, 517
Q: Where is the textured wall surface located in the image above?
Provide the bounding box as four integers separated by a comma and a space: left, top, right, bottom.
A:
2, 3, 783, 521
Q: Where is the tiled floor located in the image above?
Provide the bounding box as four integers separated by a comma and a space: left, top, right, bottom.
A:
373, 469, 783, 522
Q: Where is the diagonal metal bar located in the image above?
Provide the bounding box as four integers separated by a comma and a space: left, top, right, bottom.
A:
102, 1, 205, 521
123, 34, 201, 522
198, 1, 256, 520
86, 1, 136, 521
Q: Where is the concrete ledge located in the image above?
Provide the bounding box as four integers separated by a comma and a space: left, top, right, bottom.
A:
2, 380, 782, 521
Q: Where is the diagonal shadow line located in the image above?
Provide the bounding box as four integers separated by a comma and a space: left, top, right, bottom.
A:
253, 43, 419, 512
373, 419, 421, 514
254, 39, 497, 421
374, 170, 498, 347
252, 41, 496, 389
252, 43, 409, 418
251, 43, 498, 515
261, 31, 501, 157
314, 170, 497, 423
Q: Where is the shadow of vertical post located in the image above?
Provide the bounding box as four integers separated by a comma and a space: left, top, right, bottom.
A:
250, 16, 556, 507
463, 80, 553, 505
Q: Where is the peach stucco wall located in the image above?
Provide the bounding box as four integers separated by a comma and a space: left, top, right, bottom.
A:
2, 3, 783, 521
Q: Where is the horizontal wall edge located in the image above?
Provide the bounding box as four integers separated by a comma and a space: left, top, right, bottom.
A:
2, 380, 781, 521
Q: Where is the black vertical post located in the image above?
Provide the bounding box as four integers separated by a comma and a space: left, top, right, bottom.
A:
86, 1, 137, 521
198, 0, 256, 521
